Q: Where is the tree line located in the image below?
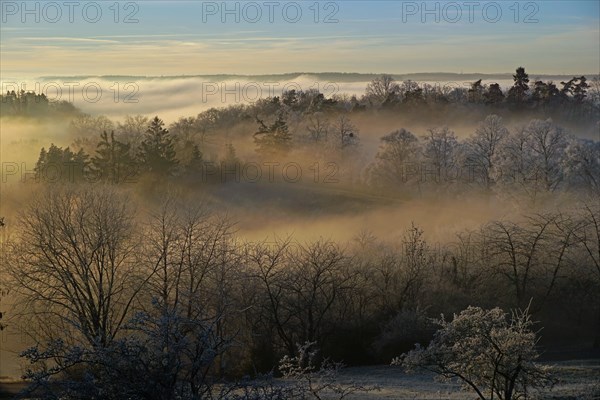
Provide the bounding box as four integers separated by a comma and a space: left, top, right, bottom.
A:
31, 112, 599, 198
2, 186, 598, 398
1, 67, 599, 120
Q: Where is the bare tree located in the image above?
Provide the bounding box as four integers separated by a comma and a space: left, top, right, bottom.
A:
563, 138, 600, 193
116, 114, 150, 153
482, 217, 553, 308
141, 193, 238, 395
246, 239, 356, 358
333, 115, 359, 150
422, 127, 458, 183
7, 185, 147, 348
466, 115, 509, 188
245, 237, 297, 356
286, 240, 354, 346
525, 119, 568, 191
365, 74, 400, 104
306, 113, 330, 143
571, 204, 600, 345
367, 129, 421, 189
69, 115, 115, 154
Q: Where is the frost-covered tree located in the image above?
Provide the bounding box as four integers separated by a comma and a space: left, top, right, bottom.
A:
465, 115, 508, 188
422, 127, 458, 183
280, 341, 378, 399
365, 74, 400, 105
563, 138, 600, 193
368, 128, 421, 189
16, 193, 238, 399
496, 126, 537, 194
116, 114, 149, 153
393, 306, 555, 400
525, 119, 568, 191
69, 115, 115, 154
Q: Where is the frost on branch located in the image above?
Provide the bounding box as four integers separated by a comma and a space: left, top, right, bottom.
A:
279, 341, 378, 400
392, 306, 556, 400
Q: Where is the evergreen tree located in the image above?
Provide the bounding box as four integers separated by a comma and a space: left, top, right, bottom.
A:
91, 131, 135, 184
484, 83, 505, 104
186, 144, 204, 176
532, 81, 559, 106
138, 116, 179, 176
572, 76, 589, 103
34, 144, 89, 182
507, 66, 530, 105
560, 77, 576, 100
468, 79, 485, 103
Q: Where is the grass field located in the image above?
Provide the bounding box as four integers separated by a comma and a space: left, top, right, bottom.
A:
334, 360, 600, 399
1, 360, 598, 400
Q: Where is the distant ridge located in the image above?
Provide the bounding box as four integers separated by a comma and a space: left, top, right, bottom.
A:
35, 72, 597, 82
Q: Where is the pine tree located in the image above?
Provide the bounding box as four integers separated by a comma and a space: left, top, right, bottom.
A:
507, 66, 530, 105
138, 116, 179, 176
484, 83, 505, 104
572, 76, 589, 103
34, 147, 48, 175
34, 144, 89, 182
468, 79, 485, 103
91, 131, 135, 183
186, 144, 204, 175
532, 81, 559, 106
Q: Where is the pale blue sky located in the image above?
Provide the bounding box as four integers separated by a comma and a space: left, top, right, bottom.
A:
0, 1, 598, 76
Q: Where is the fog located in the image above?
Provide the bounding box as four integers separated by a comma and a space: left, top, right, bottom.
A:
0, 74, 535, 120
0, 70, 599, 391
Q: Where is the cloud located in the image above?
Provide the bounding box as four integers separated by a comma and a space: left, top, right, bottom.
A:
20, 37, 120, 44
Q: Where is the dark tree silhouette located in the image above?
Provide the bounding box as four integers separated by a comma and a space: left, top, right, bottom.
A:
507, 67, 530, 105
468, 79, 485, 103
138, 116, 179, 176
484, 83, 505, 104
34, 144, 89, 183
91, 130, 136, 183
254, 111, 292, 157
366, 74, 400, 105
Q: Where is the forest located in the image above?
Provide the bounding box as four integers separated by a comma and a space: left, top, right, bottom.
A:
0, 67, 599, 399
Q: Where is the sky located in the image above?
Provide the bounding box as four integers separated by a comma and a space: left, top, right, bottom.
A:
0, 0, 599, 77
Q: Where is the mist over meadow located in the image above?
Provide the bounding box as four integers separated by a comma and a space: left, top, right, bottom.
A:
0, 67, 599, 399
0, 72, 583, 120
